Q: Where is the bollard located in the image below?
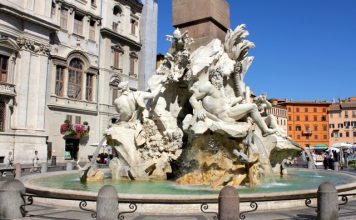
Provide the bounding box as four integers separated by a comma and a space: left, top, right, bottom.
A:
0, 180, 26, 219
66, 162, 73, 171
218, 186, 240, 220
333, 162, 339, 171
97, 185, 119, 220
317, 182, 338, 220
15, 163, 21, 179
41, 162, 47, 173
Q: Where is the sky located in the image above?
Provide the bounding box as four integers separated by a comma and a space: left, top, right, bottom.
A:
156, 0, 356, 101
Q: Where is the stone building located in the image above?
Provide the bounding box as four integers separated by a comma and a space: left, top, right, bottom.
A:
0, 0, 58, 164
328, 97, 356, 146
0, 0, 155, 164
280, 100, 331, 149
267, 99, 287, 133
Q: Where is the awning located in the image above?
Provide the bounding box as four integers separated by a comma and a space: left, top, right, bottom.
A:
313, 144, 329, 150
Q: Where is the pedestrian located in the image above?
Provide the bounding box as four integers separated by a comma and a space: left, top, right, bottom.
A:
323, 152, 328, 170
4, 151, 13, 168
2, 151, 13, 176
30, 150, 40, 173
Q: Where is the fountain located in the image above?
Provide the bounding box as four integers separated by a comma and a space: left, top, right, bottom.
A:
82, 24, 302, 189
21, 25, 356, 209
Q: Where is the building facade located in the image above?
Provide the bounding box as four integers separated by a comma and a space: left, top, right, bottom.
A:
329, 97, 356, 146
0, 0, 58, 164
280, 101, 330, 149
0, 0, 152, 164
268, 99, 287, 133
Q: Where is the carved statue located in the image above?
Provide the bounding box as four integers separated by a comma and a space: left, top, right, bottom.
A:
189, 68, 277, 136
114, 78, 166, 123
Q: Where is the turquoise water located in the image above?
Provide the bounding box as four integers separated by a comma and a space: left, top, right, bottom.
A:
30, 169, 355, 195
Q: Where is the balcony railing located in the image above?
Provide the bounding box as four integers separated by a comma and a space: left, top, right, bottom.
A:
0, 82, 16, 96
302, 129, 313, 136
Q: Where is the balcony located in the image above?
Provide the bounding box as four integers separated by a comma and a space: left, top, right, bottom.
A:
302, 129, 312, 136
0, 82, 16, 96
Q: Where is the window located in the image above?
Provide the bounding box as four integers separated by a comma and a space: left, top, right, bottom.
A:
331, 132, 334, 138
322, 108, 326, 113
344, 121, 350, 128
314, 115, 317, 121
288, 115, 291, 120
55, 66, 65, 96
296, 107, 300, 112
323, 135, 327, 140
346, 132, 349, 137
330, 124, 334, 129
354, 131, 356, 137
129, 52, 138, 77
314, 125, 318, 131
340, 133, 343, 138
313, 107, 317, 112
130, 19, 137, 35
323, 125, 327, 131
86, 74, 94, 101
338, 123, 343, 128
113, 6, 122, 32
296, 115, 300, 121
296, 125, 301, 131
306, 136, 310, 140
0, 100, 5, 132
114, 50, 120, 68
305, 108, 308, 112
67, 59, 83, 100
74, 14, 84, 35
321, 116, 326, 121
305, 125, 310, 130
297, 135, 300, 140
288, 125, 292, 131
352, 121, 356, 128
66, 115, 72, 123
112, 88, 118, 105
0, 55, 9, 83
345, 111, 349, 118
75, 116, 81, 124
91, 0, 96, 6
60, 8, 68, 30
288, 107, 291, 112
314, 135, 318, 139
113, 5, 122, 16
89, 20, 96, 41
305, 115, 309, 121
353, 111, 356, 118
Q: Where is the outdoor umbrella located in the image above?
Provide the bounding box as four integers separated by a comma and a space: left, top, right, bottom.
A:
331, 143, 353, 148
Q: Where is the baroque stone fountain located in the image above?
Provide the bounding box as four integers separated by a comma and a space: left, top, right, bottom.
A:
79, 24, 301, 189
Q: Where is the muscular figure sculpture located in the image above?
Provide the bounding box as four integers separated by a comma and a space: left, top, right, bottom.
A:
114, 78, 166, 123
189, 68, 276, 136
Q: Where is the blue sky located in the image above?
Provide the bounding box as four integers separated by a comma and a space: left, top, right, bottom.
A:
156, 0, 356, 101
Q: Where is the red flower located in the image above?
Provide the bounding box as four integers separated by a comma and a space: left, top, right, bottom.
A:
60, 123, 70, 134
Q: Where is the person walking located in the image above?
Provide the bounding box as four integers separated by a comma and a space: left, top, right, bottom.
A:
30, 150, 40, 173
2, 151, 14, 176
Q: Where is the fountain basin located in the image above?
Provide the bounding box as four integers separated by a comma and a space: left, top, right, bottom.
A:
21, 168, 356, 203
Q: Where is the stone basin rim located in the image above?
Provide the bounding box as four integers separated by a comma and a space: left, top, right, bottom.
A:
21, 168, 356, 203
